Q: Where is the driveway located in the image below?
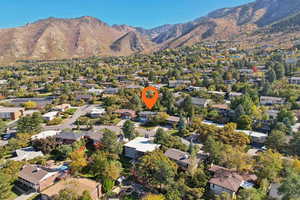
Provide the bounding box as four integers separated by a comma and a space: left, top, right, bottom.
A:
44, 105, 98, 131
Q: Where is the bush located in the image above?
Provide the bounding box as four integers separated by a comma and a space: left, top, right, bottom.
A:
47, 117, 63, 126
64, 108, 77, 115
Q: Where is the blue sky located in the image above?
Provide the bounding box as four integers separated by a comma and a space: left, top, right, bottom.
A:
1, 0, 254, 29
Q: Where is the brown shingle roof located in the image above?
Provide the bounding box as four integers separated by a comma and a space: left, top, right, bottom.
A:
208, 165, 257, 192
18, 165, 49, 184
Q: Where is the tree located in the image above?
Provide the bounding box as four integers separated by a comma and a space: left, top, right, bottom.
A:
153, 160, 177, 189
0, 160, 25, 183
161, 89, 175, 114
265, 130, 286, 152
237, 115, 253, 130
220, 145, 253, 172
255, 150, 283, 182
135, 150, 177, 189
17, 112, 43, 134
69, 150, 88, 175
277, 109, 296, 125
101, 129, 123, 155
90, 151, 109, 179
203, 136, 223, 164
274, 62, 285, 80
0, 119, 6, 133
23, 101, 38, 109
53, 188, 78, 200
122, 120, 137, 140
103, 160, 122, 180
142, 194, 165, 200
102, 177, 114, 193
178, 116, 190, 137
290, 132, 300, 156
79, 191, 93, 200
267, 68, 277, 83
238, 188, 265, 200
279, 168, 300, 200
32, 137, 59, 154
0, 173, 11, 200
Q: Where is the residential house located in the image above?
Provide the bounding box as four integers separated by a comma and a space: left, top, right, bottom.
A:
42, 111, 58, 121
76, 94, 93, 102
88, 88, 104, 95
267, 110, 280, 120
209, 165, 257, 197
124, 137, 160, 159
85, 131, 104, 148
114, 109, 136, 119
89, 108, 106, 118
168, 80, 191, 88
191, 97, 211, 107
228, 92, 243, 100
210, 104, 230, 113
238, 130, 268, 144
0, 79, 8, 85
17, 165, 62, 192
55, 132, 85, 144
10, 147, 44, 161
260, 96, 285, 106
103, 88, 119, 95
177, 97, 211, 108
42, 178, 102, 200
31, 130, 60, 140
135, 127, 157, 139
52, 104, 71, 112
166, 116, 180, 126
289, 77, 300, 85
0, 107, 25, 120
208, 91, 226, 96
138, 111, 157, 122
164, 148, 200, 170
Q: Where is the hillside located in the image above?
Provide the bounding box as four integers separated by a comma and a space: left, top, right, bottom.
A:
1, 0, 300, 63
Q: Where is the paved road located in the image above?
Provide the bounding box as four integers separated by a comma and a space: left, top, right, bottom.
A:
43, 105, 98, 131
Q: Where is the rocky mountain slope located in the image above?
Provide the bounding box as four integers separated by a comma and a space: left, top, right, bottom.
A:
1, 0, 300, 63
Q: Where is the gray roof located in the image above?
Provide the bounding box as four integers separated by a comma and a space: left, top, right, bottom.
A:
55, 132, 84, 141
269, 183, 283, 199
164, 148, 197, 166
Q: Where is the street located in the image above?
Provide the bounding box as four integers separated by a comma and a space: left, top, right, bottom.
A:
43, 105, 98, 131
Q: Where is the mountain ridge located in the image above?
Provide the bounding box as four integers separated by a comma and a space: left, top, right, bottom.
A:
1, 0, 300, 63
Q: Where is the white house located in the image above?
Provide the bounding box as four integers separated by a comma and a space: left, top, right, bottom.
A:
237, 130, 268, 144
260, 96, 285, 105
289, 77, 300, 85
10, 147, 44, 161
42, 111, 59, 121
52, 104, 71, 112
124, 137, 160, 159
89, 108, 106, 118
88, 88, 104, 95
31, 130, 60, 140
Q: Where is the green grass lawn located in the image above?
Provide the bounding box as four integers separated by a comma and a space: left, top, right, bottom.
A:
7, 190, 18, 200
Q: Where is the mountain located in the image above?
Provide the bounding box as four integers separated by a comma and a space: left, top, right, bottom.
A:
0, 16, 154, 63
144, 0, 300, 49
1, 0, 300, 63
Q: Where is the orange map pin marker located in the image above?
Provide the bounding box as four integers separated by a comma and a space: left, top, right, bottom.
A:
141, 86, 159, 109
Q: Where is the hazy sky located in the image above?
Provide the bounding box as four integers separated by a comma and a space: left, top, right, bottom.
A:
1, 0, 254, 29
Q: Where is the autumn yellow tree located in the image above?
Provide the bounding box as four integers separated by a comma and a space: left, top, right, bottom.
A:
142, 193, 165, 200
23, 101, 38, 109
69, 150, 88, 175
220, 145, 253, 172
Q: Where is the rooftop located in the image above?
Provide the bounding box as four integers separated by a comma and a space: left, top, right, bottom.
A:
124, 137, 160, 153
